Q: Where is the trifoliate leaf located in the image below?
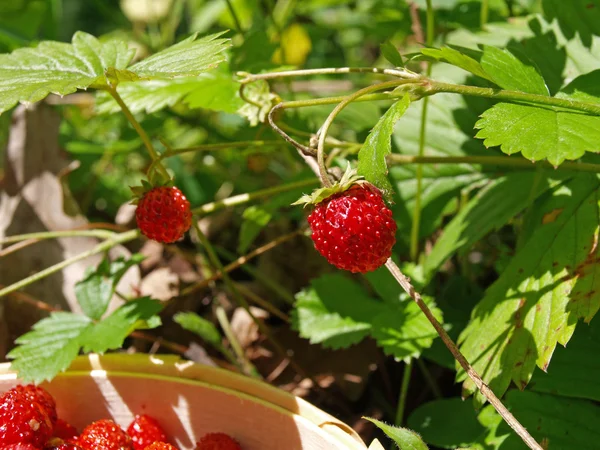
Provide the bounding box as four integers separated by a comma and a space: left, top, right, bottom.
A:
357, 95, 411, 201
292, 273, 441, 359
96, 73, 243, 114
128, 31, 230, 78
174, 311, 222, 347
74, 255, 144, 321
0, 31, 135, 114
6, 312, 93, 384
364, 418, 428, 450
480, 45, 549, 95
459, 174, 600, 404
80, 297, 163, 353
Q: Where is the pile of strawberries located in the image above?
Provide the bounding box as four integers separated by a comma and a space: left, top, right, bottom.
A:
0, 384, 241, 450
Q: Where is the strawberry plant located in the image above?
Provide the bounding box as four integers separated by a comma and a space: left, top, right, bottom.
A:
1, 0, 600, 449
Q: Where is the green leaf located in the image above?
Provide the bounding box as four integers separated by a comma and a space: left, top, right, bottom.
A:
0, 31, 135, 114
543, 0, 600, 48
407, 398, 486, 449
364, 418, 428, 450
480, 45, 549, 95
459, 174, 600, 403
381, 41, 404, 67
74, 255, 143, 320
358, 95, 411, 200
174, 311, 222, 347
424, 172, 567, 276
128, 31, 230, 78
421, 46, 493, 82
6, 312, 92, 384
292, 274, 441, 359
80, 297, 163, 353
237, 80, 277, 126
96, 73, 243, 115
238, 206, 273, 253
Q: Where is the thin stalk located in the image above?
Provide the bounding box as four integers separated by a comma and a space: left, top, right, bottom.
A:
0, 230, 140, 300
164, 140, 283, 158
224, 0, 245, 37
384, 259, 543, 450
481, 0, 489, 28
107, 87, 170, 179
239, 67, 420, 83
192, 179, 318, 215
417, 358, 443, 398
215, 306, 260, 378
387, 154, 600, 173
0, 229, 115, 245
410, 0, 435, 261
316, 80, 411, 186
395, 360, 413, 426
426, 81, 600, 116
279, 91, 405, 109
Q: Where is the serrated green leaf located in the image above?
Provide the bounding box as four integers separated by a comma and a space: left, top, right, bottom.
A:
6, 312, 92, 383
424, 172, 567, 277
0, 31, 135, 114
421, 46, 492, 82
543, 0, 600, 48
358, 95, 411, 200
381, 41, 404, 67
237, 80, 277, 126
459, 174, 600, 403
292, 274, 441, 359
95, 73, 243, 114
129, 31, 230, 78
75, 255, 143, 320
480, 45, 549, 95
174, 311, 222, 347
407, 398, 486, 449
80, 297, 163, 353
364, 418, 428, 450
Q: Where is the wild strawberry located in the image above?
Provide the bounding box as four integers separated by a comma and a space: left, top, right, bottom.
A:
134, 185, 192, 243
11, 384, 58, 424
52, 419, 78, 441
46, 444, 84, 450
127, 415, 168, 450
1, 443, 40, 449
78, 419, 133, 450
195, 432, 241, 450
298, 168, 396, 273
142, 443, 177, 450
0, 387, 54, 447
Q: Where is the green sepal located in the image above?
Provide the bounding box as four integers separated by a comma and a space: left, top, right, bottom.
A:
292, 165, 366, 207
130, 174, 174, 204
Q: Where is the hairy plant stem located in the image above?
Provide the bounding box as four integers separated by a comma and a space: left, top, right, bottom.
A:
316, 80, 412, 186
0, 229, 140, 300
238, 67, 420, 84
388, 154, 600, 172
215, 306, 259, 378
384, 259, 543, 450
107, 87, 170, 180
395, 360, 413, 426
0, 229, 116, 246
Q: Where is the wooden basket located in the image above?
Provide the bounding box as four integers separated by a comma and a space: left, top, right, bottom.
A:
0, 354, 384, 450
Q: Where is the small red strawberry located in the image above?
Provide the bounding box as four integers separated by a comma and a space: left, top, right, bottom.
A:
134, 184, 192, 243
52, 419, 78, 441
78, 419, 133, 450
0, 386, 54, 447
45, 443, 84, 450
297, 168, 396, 273
126, 415, 168, 450
142, 443, 177, 450
195, 432, 241, 450
1, 443, 40, 449
9, 385, 57, 425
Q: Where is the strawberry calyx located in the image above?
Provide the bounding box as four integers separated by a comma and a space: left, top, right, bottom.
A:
293, 165, 369, 207
130, 176, 174, 206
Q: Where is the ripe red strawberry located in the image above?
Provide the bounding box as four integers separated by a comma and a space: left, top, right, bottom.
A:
126, 415, 168, 450
52, 419, 78, 441
135, 186, 192, 243
11, 384, 58, 424
1, 443, 40, 449
195, 433, 241, 450
306, 183, 396, 273
46, 443, 84, 450
78, 419, 133, 450
142, 443, 177, 450
0, 386, 54, 447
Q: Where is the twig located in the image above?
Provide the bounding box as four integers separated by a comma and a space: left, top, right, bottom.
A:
238, 67, 421, 83
267, 103, 316, 156
384, 259, 543, 450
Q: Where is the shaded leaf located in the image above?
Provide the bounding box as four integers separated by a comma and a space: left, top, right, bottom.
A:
381, 41, 404, 67
238, 206, 273, 253
421, 46, 492, 82
459, 174, 600, 403
174, 311, 222, 347
364, 418, 428, 450
358, 95, 411, 200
